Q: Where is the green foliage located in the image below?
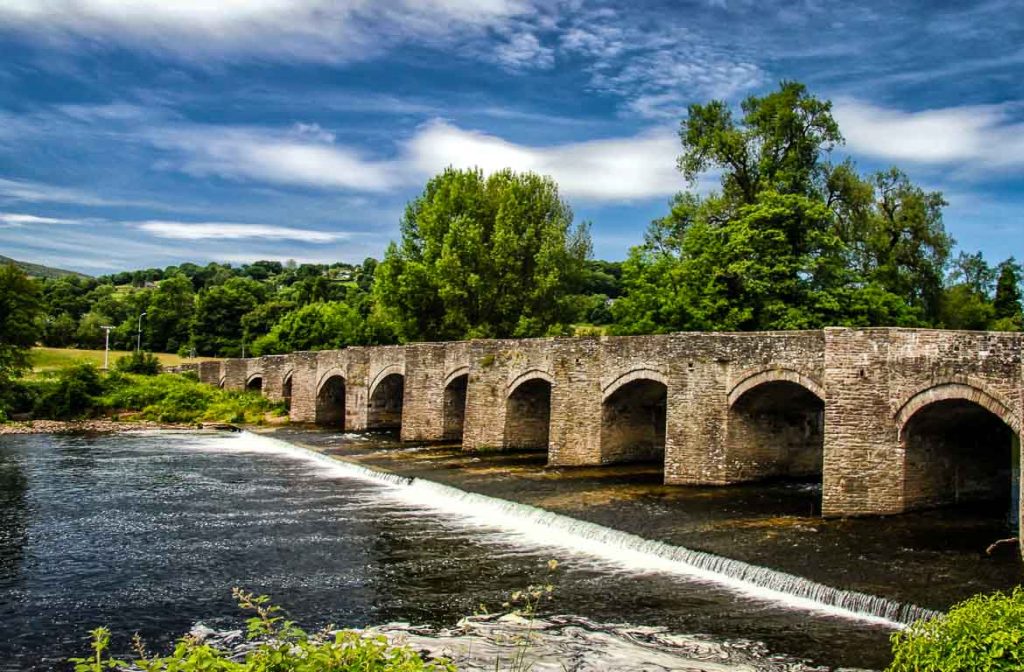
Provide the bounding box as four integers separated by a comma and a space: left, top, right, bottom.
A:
115, 350, 163, 375
31, 363, 105, 420
70, 590, 454, 672
614, 82, 955, 334
251, 301, 367, 356
992, 258, 1022, 330
888, 588, 1024, 671
371, 167, 591, 342
0, 264, 42, 375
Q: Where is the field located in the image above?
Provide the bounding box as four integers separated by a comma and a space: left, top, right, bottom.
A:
30, 347, 219, 373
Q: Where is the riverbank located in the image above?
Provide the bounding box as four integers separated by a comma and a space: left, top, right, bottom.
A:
0, 418, 198, 434
260, 427, 1023, 615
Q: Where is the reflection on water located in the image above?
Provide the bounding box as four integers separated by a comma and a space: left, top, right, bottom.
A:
1, 431, 905, 670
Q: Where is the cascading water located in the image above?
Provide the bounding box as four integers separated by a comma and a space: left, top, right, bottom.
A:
233, 431, 940, 628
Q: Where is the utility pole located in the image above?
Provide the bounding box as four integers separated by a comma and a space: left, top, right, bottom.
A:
136, 311, 147, 352
101, 326, 114, 369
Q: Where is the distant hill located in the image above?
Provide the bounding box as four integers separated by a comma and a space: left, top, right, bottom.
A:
0, 254, 90, 279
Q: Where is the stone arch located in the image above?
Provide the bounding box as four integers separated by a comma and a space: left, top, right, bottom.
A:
602, 368, 667, 402
368, 367, 405, 430
368, 364, 405, 401
506, 368, 555, 398
245, 373, 263, 392
504, 372, 554, 450
726, 369, 825, 486
896, 382, 1020, 514
600, 372, 667, 464
896, 382, 1021, 438
443, 369, 470, 441
728, 367, 824, 408
281, 369, 294, 410
316, 373, 346, 428
445, 365, 471, 389
316, 367, 347, 397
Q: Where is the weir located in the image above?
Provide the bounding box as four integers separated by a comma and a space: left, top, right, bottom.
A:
237, 431, 941, 627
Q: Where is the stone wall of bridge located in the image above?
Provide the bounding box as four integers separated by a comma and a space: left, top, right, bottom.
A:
217, 328, 1023, 537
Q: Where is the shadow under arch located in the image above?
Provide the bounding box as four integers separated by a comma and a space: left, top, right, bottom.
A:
504, 370, 553, 451
897, 383, 1020, 525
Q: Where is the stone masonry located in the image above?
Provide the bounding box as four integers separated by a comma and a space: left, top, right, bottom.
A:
209, 328, 1023, 554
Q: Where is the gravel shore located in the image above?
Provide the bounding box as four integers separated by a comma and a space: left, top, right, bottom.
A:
0, 419, 199, 435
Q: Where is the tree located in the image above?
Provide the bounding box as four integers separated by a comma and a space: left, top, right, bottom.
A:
251, 301, 365, 355
146, 274, 195, 353
191, 277, 267, 356
371, 168, 591, 341
992, 258, 1023, 330
0, 264, 41, 375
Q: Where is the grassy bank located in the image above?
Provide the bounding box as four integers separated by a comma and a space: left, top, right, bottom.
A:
30, 347, 218, 374
6, 364, 282, 425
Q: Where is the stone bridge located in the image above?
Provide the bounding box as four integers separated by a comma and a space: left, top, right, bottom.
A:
182, 327, 1022, 543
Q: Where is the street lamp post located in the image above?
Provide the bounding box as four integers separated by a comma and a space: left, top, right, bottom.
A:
136, 312, 147, 352
101, 325, 114, 369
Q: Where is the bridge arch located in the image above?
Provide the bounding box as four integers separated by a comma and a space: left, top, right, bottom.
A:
504, 370, 554, 451
896, 382, 1020, 518
281, 370, 294, 410
443, 366, 471, 441
601, 368, 666, 402
896, 382, 1020, 437
600, 370, 667, 464
315, 368, 346, 428
368, 365, 405, 430
726, 367, 825, 488
728, 367, 824, 408
245, 373, 263, 392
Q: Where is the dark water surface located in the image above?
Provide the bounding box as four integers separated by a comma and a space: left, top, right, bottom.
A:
1, 430, 913, 670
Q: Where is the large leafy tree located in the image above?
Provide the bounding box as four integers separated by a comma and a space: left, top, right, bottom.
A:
191, 277, 267, 356
992, 258, 1023, 330
615, 82, 947, 333
0, 264, 41, 372
145, 274, 195, 353
372, 168, 591, 341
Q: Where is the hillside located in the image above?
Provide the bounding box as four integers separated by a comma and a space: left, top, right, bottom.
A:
0, 254, 90, 279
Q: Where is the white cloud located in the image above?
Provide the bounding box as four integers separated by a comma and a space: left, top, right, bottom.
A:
405, 120, 684, 200
834, 99, 1024, 170
493, 32, 555, 70
146, 117, 691, 202
136, 221, 347, 242
0, 212, 85, 226
0, 0, 529, 62
148, 126, 400, 192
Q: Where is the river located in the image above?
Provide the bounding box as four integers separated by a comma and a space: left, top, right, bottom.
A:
0, 429, 975, 670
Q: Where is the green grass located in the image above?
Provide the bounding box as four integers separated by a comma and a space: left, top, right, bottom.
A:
30, 347, 218, 373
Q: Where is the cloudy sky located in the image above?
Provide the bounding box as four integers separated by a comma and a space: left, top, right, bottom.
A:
0, 0, 1021, 274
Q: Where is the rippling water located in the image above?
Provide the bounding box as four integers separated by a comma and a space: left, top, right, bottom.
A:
0, 431, 896, 670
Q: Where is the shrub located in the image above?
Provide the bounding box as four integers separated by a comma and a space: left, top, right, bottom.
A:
888, 587, 1024, 671
115, 350, 163, 375
70, 589, 454, 672
32, 363, 105, 419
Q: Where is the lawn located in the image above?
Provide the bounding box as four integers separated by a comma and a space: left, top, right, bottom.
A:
30, 347, 219, 373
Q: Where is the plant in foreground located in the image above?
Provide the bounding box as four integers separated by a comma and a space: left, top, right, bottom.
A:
887, 587, 1024, 671
70, 588, 455, 672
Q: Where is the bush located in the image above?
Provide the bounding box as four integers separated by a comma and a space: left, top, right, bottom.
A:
31, 363, 105, 420
888, 587, 1024, 671
71, 589, 454, 672
115, 350, 163, 375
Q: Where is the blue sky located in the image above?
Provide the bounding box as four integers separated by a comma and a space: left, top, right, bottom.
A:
0, 0, 1021, 274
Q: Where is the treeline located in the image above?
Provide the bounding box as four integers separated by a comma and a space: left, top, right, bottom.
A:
9, 82, 1024, 363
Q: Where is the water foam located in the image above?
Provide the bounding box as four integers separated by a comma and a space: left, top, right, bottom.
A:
227, 431, 941, 629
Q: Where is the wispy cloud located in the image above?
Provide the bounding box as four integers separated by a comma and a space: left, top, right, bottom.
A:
834, 99, 1024, 172
145, 117, 688, 202
136, 221, 347, 242
0, 0, 530, 63
0, 212, 88, 226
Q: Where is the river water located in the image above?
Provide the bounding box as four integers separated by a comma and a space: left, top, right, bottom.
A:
0, 430, 933, 670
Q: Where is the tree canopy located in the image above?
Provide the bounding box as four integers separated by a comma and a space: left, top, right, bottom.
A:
371, 167, 592, 341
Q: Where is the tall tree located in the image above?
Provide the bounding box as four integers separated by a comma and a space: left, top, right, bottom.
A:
191, 277, 266, 356
0, 264, 41, 415
372, 168, 591, 341
993, 258, 1023, 330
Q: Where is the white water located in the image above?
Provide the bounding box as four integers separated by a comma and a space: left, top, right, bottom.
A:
217, 431, 941, 629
